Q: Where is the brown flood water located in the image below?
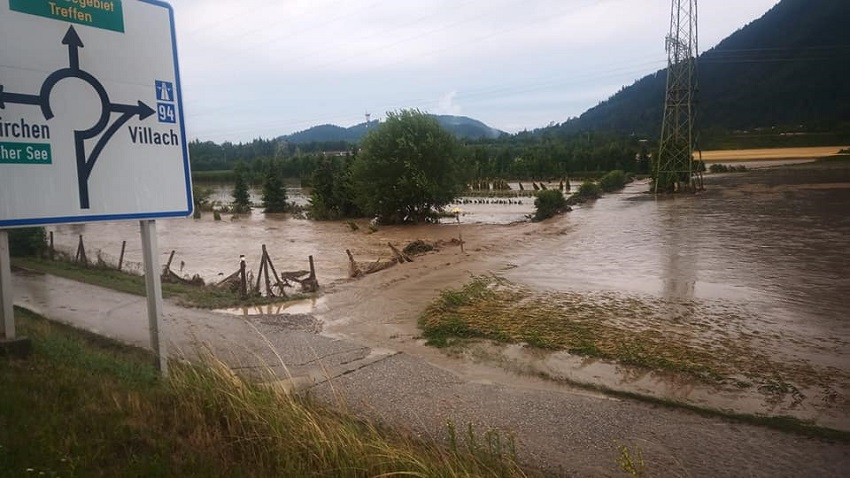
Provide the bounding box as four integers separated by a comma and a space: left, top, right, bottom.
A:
497, 167, 850, 428
49, 185, 536, 285
46, 163, 850, 428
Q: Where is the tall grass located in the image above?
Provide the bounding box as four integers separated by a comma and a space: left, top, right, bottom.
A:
0, 308, 527, 477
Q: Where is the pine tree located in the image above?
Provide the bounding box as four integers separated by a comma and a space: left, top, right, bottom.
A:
231, 165, 251, 214
262, 163, 288, 213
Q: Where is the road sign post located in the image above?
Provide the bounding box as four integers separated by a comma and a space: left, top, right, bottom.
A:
0, 230, 15, 339
140, 220, 167, 375
0, 1, 191, 371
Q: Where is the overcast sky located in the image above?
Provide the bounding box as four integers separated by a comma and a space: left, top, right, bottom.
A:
172, 0, 781, 143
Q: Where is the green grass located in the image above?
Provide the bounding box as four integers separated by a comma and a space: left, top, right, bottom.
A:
12, 257, 297, 309
0, 308, 528, 477
421, 277, 721, 380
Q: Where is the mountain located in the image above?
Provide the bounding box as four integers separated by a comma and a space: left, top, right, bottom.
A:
281, 115, 504, 144
430, 115, 503, 140
280, 124, 366, 144
558, 0, 850, 140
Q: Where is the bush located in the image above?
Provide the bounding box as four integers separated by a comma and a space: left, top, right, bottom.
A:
309, 156, 362, 220
533, 190, 568, 222
598, 170, 627, 192
8, 227, 46, 257
403, 240, 435, 256
576, 181, 602, 200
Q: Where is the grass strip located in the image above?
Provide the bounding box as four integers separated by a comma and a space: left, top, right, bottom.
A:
420, 277, 727, 380
11, 257, 293, 309
0, 307, 527, 477
419, 277, 843, 388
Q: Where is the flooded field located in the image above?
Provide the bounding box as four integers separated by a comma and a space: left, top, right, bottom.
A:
45, 159, 850, 428
48, 185, 537, 284
495, 165, 850, 427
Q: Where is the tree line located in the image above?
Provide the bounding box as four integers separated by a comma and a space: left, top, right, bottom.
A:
189, 126, 653, 186
227, 110, 640, 224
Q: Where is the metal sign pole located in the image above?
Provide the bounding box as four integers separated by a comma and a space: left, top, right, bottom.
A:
0, 230, 15, 340
139, 220, 167, 376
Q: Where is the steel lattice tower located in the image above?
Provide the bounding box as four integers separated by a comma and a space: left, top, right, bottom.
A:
655, 0, 701, 193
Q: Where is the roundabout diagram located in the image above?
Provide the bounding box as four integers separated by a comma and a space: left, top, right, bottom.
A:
0, 0, 191, 228
1, 26, 156, 209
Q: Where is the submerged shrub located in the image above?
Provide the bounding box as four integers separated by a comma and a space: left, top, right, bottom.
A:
598, 170, 627, 192
575, 181, 602, 200
403, 240, 435, 256
533, 190, 568, 221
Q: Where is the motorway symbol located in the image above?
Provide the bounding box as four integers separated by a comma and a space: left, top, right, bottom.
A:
156, 81, 174, 102
0, 25, 155, 209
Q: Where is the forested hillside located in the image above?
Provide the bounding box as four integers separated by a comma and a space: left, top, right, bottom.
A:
559, 0, 850, 145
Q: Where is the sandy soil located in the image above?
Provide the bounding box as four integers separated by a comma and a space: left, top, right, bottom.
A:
317, 219, 565, 372
700, 146, 846, 161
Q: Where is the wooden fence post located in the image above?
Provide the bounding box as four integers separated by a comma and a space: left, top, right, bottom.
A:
75, 235, 88, 265
163, 250, 176, 276
239, 255, 247, 298
118, 241, 126, 271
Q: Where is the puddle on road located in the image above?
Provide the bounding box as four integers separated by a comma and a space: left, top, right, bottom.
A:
215, 296, 327, 318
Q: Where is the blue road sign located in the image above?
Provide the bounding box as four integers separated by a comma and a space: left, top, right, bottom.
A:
156, 80, 174, 103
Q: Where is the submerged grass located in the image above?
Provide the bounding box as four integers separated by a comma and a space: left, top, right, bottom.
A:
11, 257, 292, 309
420, 277, 844, 391
0, 308, 527, 477
421, 277, 721, 381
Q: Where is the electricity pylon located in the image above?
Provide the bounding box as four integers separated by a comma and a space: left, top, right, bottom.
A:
655, 0, 702, 193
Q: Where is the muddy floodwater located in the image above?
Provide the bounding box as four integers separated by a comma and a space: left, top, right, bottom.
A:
506, 170, 850, 335
46, 161, 850, 428
49, 185, 536, 284
498, 166, 850, 428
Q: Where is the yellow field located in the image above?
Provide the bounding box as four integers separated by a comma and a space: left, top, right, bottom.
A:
700, 146, 846, 162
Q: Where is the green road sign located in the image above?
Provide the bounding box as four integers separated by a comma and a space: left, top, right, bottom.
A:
0, 143, 52, 165
9, 0, 125, 33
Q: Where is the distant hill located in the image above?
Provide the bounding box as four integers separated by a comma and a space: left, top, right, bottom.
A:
430, 115, 504, 140
557, 0, 850, 140
280, 115, 503, 144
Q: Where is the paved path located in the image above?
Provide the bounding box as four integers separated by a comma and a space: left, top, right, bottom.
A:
11, 271, 850, 477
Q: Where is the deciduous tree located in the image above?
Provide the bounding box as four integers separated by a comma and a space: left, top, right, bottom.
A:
351, 110, 463, 223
